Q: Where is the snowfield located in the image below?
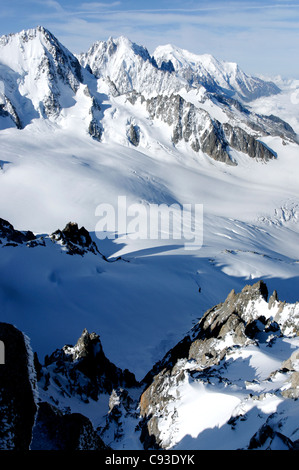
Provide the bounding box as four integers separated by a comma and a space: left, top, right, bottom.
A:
0, 114, 298, 381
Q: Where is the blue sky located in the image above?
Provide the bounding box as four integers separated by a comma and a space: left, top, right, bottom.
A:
1, 0, 299, 78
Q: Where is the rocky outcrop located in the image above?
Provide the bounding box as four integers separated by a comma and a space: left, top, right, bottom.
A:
0, 217, 122, 262
100, 387, 139, 444
139, 281, 299, 449
200, 119, 233, 165
223, 123, 276, 161
85, 88, 103, 141
0, 323, 37, 450
0, 218, 36, 246
127, 123, 140, 147
31, 401, 107, 450
0, 96, 22, 129
1, 282, 299, 450
41, 329, 138, 402
0, 324, 138, 449
50, 222, 100, 256
88, 118, 103, 141
142, 92, 279, 164
142, 281, 270, 387
145, 93, 234, 164
248, 423, 295, 450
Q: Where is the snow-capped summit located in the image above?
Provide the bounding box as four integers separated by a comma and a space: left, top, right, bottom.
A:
0, 26, 83, 126
74, 33, 296, 165
153, 43, 280, 101
78, 35, 185, 97
78, 35, 280, 102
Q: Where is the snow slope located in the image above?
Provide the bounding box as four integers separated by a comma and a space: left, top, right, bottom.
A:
0, 113, 299, 381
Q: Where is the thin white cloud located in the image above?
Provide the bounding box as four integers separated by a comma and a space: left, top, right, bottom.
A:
31, 0, 64, 12
79, 2, 121, 10
2, 0, 298, 77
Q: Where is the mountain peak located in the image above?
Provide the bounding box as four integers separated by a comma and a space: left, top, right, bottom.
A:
153, 43, 280, 101
79, 34, 155, 76
0, 25, 60, 51
0, 25, 83, 123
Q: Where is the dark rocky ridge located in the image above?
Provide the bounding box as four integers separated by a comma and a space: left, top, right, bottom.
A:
139, 281, 299, 449
31, 401, 108, 450
0, 218, 36, 246
50, 221, 101, 256
223, 123, 277, 161
0, 217, 108, 258
0, 324, 138, 450
0, 261, 299, 450
0, 323, 37, 450
42, 328, 139, 402
144, 92, 277, 164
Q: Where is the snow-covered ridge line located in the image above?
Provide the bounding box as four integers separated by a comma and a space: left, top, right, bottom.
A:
78, 34, 280, 101
153, 43, 280, 102
0, 26, 296, 167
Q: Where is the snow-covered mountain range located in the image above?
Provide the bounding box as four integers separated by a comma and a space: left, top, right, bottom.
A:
0, 26, 299, 450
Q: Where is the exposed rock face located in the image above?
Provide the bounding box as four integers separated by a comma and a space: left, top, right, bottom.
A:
88, 118, 103, 141
0, 96, 22, 129
0, 324, 138, 449
0, 323, 37, 450
0, 217, 109, 258
143, 92, 280, 164
0, 218, 36, 246
41, 329, 138, 402
200, 119, 233, 165
1, 281, 299, 450
223, 123, 276, 161
139, 281, 299, 449
142, 281, 270, 387
50, 222, 100, 256
0, 217, 124, 279
127, 123, 140, 147
31, 401, 107, 450
248, 423, 295, 450
145, 93, 234, 164
100, 387, 139, 444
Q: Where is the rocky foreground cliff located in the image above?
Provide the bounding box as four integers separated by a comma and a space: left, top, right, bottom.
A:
1, 279, 299, 450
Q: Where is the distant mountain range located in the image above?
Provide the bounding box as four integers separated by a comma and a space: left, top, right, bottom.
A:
0, 26, 297, 166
